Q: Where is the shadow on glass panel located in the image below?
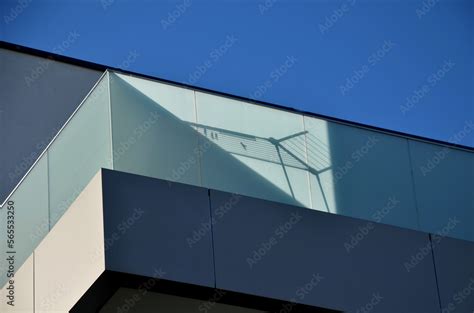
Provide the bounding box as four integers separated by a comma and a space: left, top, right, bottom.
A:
111, 74, 313, 207
189, 122, 333, 212
110, 74, 200, 186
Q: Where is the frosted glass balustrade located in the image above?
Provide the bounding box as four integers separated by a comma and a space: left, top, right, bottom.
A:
48, 75, 112, 227
303, 116, 420, 229
109, 73, 200, 186
108, 71, 473, 241
195, 91, 311, 208
408, 140, 474, 241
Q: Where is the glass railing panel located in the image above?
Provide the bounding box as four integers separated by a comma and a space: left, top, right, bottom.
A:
48, 74, 112, 227
0, 153, 49, 287
195, 91, 311, 208
408, 139, 474, 241
106, 70, 474, 242
109, 73, 200, 186
304, 115, 419, 230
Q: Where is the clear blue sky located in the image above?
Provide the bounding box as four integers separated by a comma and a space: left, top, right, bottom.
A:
1, 0, 473, 146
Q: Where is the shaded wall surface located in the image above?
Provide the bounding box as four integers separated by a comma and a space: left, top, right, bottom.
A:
0, 48, 101, 203
99, 169, 474, 313
102, 169, 215, 288
433, 237, 474, 313
210, 189, 439, 312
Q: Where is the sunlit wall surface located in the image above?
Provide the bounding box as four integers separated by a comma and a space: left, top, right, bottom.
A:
1, 70, 473, 286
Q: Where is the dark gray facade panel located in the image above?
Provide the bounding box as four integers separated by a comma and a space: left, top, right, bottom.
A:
101, 169, 215, 288
433, 236, 474, 313
210, 190, 441, 312
0, 48, 101, 203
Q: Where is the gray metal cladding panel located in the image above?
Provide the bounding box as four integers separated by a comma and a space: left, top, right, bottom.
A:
0, 48, 101, 203
433, 236, 474, 313
101, 169, 215, 288
210, 190, 440, 313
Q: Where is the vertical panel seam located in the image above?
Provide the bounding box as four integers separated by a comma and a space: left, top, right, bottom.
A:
107, 71, 114, 170
101, 172, 109, 270
194, 90, 203, 186
207, 189, 217, 288
406, 139, 421, 229
302, 116, 313, 209
47, 151, 50, 231
33, 251, 35, 313
429, 234, 443, 312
